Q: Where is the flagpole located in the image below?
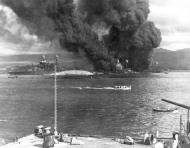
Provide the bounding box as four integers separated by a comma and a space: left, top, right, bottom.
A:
54, 57, 58, 136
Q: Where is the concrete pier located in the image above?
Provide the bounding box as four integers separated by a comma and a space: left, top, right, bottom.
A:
0, 134, 155, 148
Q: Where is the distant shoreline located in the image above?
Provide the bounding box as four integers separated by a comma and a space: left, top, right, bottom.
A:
168, 70, 190, 72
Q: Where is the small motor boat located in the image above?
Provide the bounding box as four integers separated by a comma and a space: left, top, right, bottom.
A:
152, 107, 177, 112
114, 85, 131, 90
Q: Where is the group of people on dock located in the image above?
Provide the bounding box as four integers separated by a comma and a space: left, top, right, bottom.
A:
143, 131, 179, 148
34, 125, 83, 147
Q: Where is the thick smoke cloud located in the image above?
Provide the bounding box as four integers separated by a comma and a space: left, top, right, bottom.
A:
2, 0, 115, 71
78, 0, 149, 31
129, 22, 162, 70
78, 0, 161, 71
2, 0, 161, 71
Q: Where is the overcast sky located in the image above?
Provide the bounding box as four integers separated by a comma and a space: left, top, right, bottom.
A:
149, 0, 190, 50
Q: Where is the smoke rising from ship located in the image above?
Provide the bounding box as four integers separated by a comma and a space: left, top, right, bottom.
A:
1, 0, 161, 71
78, 0, 161, 71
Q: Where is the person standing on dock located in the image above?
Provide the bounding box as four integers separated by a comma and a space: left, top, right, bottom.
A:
173, 134, 179, 148
144, 131, 150, 145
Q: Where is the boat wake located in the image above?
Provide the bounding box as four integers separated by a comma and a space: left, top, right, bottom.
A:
0, 120, 7, 122
69, 85, 131, 91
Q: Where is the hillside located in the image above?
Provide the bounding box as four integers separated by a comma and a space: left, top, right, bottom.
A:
152, 48, 190, 70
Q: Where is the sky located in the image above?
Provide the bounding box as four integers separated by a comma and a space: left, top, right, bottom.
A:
0, 3, 63, 55
0, 4, 40, 55
149, 0, 190, 50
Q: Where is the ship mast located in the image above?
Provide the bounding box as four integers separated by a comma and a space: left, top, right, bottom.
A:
54, 56, 58, 136
162, 99, 190, 136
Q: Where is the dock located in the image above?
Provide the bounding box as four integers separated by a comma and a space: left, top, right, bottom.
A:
0, 134, 155, 148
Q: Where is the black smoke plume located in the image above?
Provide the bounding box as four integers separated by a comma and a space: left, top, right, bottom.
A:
78, 0, 161, 71
2, 0, 161, 72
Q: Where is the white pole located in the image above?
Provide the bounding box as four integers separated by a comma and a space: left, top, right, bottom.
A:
54, 62, 58, 136
180, 115, 182, 143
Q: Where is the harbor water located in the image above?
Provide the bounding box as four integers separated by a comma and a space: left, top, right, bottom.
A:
0, 72, 190, 142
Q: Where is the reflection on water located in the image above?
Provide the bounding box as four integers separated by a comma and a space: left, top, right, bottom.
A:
0, 72, 190, 141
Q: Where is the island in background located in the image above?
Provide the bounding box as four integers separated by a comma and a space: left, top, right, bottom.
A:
150, 48, 190, 72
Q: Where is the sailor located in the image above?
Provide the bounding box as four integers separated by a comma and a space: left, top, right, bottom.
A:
34, 125, 44, 137
173, 134, 179, 148
144, 131, 155, 145
150, 133, 154, 144
43, 127, 51, 136
43, 127, 55, 148
144, 131, 150, 144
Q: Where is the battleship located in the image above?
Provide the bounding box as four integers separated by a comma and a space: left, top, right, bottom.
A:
7, 55, 61, 75
7, 55, 97, 78
6, 55, 139, 79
